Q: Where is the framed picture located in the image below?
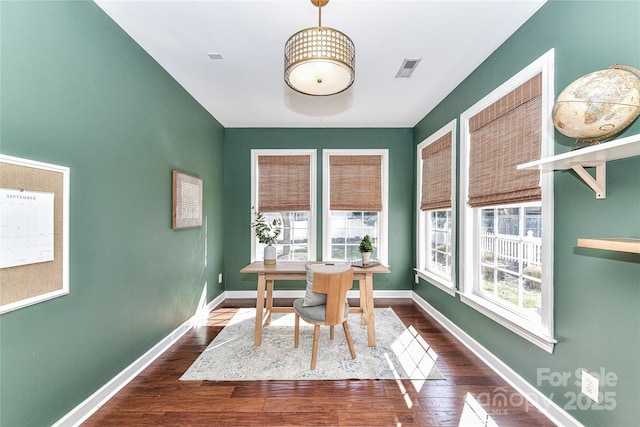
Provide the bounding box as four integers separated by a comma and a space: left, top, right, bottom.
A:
172, 170, 203, 229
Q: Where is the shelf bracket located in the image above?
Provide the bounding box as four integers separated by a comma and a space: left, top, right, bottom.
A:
571, 163, 606, 199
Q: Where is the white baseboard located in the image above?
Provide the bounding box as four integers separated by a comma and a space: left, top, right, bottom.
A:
411, 292, 583, 427
224, 289, 413, 300
53, 293, 225, 427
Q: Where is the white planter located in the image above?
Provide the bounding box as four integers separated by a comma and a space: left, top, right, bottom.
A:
361, 251, 371, 265
264, 244, 276, 265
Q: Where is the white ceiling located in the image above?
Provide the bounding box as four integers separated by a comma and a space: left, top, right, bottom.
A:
93, 0, 546, 128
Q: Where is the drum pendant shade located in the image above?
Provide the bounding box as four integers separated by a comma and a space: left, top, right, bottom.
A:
284, 0, 355, 96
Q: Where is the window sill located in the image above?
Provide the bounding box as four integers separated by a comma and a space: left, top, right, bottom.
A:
415, 269, 456, 297
458, 292, 556, 354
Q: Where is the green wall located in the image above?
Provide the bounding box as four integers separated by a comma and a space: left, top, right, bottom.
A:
224, 128, 414, 293
0, 1, 225, 426
2, 1, 639, 426
413, 1, 640, 426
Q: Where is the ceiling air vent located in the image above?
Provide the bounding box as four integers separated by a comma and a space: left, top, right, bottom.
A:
395, 58, 421, 78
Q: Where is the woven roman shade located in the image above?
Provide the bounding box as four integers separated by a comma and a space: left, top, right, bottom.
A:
258, 155, 311, 212
468, 74, 542, 208
421, 132, 452, 211
330, 155, 382, 211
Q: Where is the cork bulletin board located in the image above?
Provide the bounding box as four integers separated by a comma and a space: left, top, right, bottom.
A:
0, 154, 70, 314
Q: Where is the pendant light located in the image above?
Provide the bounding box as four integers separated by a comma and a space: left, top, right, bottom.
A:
284, 0, 355, 96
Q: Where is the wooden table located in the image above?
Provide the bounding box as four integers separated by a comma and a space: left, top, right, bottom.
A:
240, 261, 390, 347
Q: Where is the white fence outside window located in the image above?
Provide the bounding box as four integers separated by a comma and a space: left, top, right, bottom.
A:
480, 230, 542, 268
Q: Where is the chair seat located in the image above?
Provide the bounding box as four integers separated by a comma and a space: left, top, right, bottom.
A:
293, 298, 349, 324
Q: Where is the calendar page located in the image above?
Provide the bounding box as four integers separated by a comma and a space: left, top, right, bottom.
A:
0, 188, 55, 269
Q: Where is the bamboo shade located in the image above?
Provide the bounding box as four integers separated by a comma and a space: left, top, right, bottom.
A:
421, 132, 452, 211
468, 74, 542, 208
330, 155, 382, 211
258, 155, 311, 212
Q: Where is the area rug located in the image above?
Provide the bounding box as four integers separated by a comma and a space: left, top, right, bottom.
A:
180, 308, 445, 381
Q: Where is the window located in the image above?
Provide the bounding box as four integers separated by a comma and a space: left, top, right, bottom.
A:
251, 149, 316, 261
416, 120, 456, 295
460, 50, 555, 353
323, 150, 388, 264
478, 205, 542, 317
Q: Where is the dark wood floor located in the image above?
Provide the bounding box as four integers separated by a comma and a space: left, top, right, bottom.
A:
83, 299, 556, 426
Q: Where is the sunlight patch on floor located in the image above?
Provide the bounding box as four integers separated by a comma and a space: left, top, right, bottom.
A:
390, 324, 439, 392
383, 354, 415, 409
459, 392, 500, 427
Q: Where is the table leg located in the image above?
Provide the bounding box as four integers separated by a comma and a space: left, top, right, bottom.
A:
364, 274, 376, 347
253, 274, 266, 346
358, 279, 367, 325
265, 279, 274, 325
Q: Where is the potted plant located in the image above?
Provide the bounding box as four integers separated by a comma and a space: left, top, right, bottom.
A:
251, 207, 282, 265
359, 234, 373, 265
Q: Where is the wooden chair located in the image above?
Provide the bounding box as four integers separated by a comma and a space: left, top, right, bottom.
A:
293, 269, 356, 370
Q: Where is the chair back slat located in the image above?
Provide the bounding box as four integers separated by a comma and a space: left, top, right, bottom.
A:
312, 270, 353, 325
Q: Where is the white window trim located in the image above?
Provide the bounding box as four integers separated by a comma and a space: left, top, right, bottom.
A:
459, 49, 556, 353
322, 149, 389, 265
250, 149, 317, 262
415, 119, 457, 297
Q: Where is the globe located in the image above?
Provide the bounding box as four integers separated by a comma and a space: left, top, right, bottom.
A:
552, 65, 640, 144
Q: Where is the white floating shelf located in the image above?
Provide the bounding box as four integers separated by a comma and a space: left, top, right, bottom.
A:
518, 133, 640, 198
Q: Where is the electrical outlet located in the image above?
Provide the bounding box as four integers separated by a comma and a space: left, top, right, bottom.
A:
581, 370, 599, 402
414, 274, 419, 284
218, 273, 223, 284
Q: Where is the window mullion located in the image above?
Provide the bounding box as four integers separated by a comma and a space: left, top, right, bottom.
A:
492, 210, 498, 299
518, 211, 525, 309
